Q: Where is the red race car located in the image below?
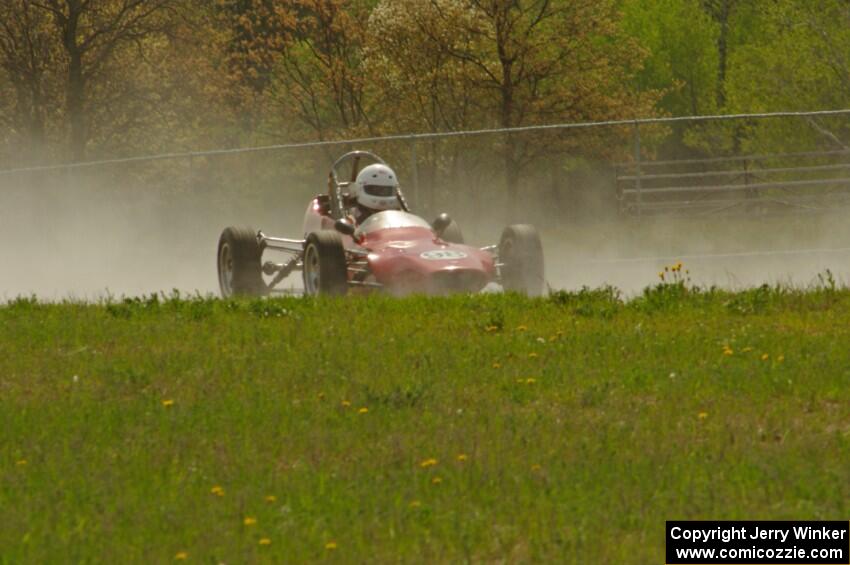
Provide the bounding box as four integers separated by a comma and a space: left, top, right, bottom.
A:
216, 151, 544, 297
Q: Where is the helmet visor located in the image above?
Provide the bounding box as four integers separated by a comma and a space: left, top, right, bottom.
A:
363, 184, 396, 197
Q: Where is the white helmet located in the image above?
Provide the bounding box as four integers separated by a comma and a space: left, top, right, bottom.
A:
354, 163, 400, 211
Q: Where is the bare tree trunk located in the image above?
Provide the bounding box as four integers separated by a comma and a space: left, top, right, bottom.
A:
67, 51, 86, 161
703, 0, 733, 109
716, 1, 729, 108
62, 3, 87, 162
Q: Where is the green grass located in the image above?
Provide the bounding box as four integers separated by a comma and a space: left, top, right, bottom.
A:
1, 282, 849, 563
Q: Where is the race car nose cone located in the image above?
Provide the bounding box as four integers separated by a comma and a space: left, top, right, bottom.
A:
429, 268, 487, 294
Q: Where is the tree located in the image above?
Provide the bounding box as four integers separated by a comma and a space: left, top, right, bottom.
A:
0, 1, 63, 163
700, 0, 734, 107
366, 0, 480, 135
270, 0, 374, 141
215, 0, 295, 131
365, 0, 482, 211
27, 0, 183, 160
720, 0, 850, 153
374, 0, 657, 211
621, 0, 718, 117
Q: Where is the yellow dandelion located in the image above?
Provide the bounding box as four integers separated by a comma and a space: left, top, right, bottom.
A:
358, 407, 369, 414
528, 352, 538, 358
259, 538, 271, 546
485, 325, 498, 332
742, 346, 753, 352
698, 412, 709, 419
722, 345, 733, 356
492, 362, 501, 369
531, 464, 542, 472
516, 325, 528, 332
210, 485, 224, 496
431, 476, 443, 484
761, 353, 769, 361
341, 400, 351, 407
409, 500, 421, 508
265, 495, 276, 503
162, 399, 174, 407
243, 517, 257, 526
778, 355, 785, 362
456, 453, 468, 462
675, 262, 683, 271
658, 271, 665, 280
325, 541, 338, 550
174, 551, 188, 560
419, 458, 438, 468
16, 459, 27, 466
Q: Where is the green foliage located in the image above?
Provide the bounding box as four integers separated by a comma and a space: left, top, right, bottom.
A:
621, 0, 719, 116
723, 284, 784, 315
549, 285, 623, 318
728, 0, 850, 113
630, 262, 697, 311
3, 0, 846, 180
1, 290, 849, 561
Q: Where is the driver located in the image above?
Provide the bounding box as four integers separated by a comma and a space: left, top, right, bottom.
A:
349, 163, 402, 225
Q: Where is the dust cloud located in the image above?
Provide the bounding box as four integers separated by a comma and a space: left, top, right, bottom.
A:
0, 168, 311, 300
539, 214, 850, 297
2, 164, 849, 301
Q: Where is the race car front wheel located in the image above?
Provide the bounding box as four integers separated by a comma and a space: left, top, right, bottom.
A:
498, 224, 544, 296
218, 227, 266, 298
303, 231, 348, 296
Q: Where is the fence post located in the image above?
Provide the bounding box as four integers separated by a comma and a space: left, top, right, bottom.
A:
633, 121, 642, 221
409, 138, 420, 211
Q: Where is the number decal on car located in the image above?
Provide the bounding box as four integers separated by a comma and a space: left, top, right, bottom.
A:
420, 250, 468, 260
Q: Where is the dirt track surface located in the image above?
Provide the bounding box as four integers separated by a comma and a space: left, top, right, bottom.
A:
2, 179, 849, 299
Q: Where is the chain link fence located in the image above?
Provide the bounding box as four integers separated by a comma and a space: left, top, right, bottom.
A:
2, 110, 850, 297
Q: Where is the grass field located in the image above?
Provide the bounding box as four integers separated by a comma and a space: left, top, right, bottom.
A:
2, 278, 849, 563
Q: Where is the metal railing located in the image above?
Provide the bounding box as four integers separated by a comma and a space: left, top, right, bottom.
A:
3, 108, 850, 221
617, 148, 850, 217
3, 108, 850, 297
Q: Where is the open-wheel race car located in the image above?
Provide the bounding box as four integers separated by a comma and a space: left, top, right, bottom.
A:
216, 151, 544, 297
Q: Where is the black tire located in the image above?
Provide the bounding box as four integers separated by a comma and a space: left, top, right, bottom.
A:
303, 231, 348, 296
218, 227, 266, 297
498, 224, 544, 296
439, 219, 465, 244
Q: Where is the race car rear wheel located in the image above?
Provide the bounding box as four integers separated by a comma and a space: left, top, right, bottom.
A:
218, 227, 266, 297
303, 231, 348, 296
498, 224, 544, 296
